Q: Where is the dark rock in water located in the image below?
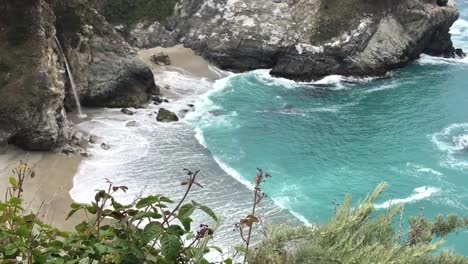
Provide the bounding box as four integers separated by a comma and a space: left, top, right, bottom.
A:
181, 109, 190, 113
121, 108, 135, 115
89, 135, 98, 144
187, 104, 195, 108
157, 108, 179, 122
455, 48, 466, 58
170, 0, 462, 81
101, 142, 111, 150
126, 120, 138, 127
164, 85, 170, 90
163, 99, 169, 103
62, 144, 87, 156
150, 52, 171, 66
153, 96, 164, 105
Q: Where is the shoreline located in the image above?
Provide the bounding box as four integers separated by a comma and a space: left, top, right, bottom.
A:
0, 146, 84, 231
0, 45, 226, 232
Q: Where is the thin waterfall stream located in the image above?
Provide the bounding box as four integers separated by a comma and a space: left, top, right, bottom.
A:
55, 36, 85, 118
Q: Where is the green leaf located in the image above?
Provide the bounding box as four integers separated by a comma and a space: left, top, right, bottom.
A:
193, 201, 218, 221
224, 259, 233, 264
143, 222, 164, 242
33, 249, 47, 263
75, 222, 89, 232
49, 240, 64, 248
210, 246, 223, 253
66, 208, 79, 220
4, 244, 18, 256
167, 225, 185, 236
160, 234, 182, 261
180, 217, 193, 231
178, 203, 195, 219
70, 202, 86, 209
9, 176, 17, 187
136, 195, 160, 209
86, 205, 97, 214
94, 243, 107, 254
159, 196, 174, 203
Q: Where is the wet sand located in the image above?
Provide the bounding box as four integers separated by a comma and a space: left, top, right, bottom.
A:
0, 146, 84, 231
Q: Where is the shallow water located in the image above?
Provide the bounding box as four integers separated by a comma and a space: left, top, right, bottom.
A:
71, 0, 468, 255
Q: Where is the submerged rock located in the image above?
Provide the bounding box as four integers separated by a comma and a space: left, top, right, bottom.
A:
121, 108, 135, 115
101, 142, 111, 150
170, 0, 463, 81
150, 52, 171, 66
126, 120, 138, 127
156, 108, 179, 122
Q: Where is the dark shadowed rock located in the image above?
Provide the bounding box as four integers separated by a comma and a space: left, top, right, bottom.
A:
126, 120, 138, 127
55, 0, 157, 108
101, 142, 111, 150
156, 108, 179, 122
0, 0, 73, 150
121, 108, 135, 115
150, 52, 171, 66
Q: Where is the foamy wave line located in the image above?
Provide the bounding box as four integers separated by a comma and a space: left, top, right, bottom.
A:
212, 155, 312, 226
374, 186, 441, 209
417, 54, 468, 66
253, 69, 378, 90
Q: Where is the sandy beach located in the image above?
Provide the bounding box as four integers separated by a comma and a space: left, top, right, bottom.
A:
0, 146, 83, 231
0, 45, 219, 232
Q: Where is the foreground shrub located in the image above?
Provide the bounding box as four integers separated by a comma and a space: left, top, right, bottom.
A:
1, 162, 467, 263
0, 161, 223, 263
248, 183, 468, 264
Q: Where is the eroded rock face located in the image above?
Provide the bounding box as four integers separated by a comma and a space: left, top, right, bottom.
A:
168, 0, 462, 81
0, 0, 73, 150
55, 0, 158, 108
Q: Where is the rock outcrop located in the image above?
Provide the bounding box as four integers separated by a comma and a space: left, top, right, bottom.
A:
168, 0, 462, 81
156, 108, 179, 122
55, 0, 158, 108
0, 0, 157, 150
0, 0, 73, 150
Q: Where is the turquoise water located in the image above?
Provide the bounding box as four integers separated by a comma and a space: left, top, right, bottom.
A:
193, 3, 468, 254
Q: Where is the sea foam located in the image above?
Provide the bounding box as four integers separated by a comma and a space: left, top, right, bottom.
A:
374, 186, 441, 209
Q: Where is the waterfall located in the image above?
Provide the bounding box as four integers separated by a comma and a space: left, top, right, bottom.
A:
54, 36, 85, 118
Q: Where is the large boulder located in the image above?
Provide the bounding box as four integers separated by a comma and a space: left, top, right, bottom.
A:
156, 108, 179, 122
0, 0, 73, 150
54, 0, 158, 108
168, 0, 462, 81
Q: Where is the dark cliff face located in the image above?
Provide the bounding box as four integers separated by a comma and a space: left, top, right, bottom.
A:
167, 0, 462, 81
0, 0, 157, 150
54, 0, 158, 108
0, 0, 72, 150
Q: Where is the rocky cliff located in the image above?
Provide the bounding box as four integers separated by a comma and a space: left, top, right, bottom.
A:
167, 0, 463, 81
0, 0, 73, 150
0, 0, 157, 151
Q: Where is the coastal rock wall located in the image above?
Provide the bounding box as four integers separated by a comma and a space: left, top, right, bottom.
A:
169, 0, 461, 81
55, 0, 158, 108
0, 0, 157, 150
0, 0, 73, 150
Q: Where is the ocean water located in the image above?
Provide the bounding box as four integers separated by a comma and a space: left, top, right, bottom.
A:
71, 1, 468, 255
